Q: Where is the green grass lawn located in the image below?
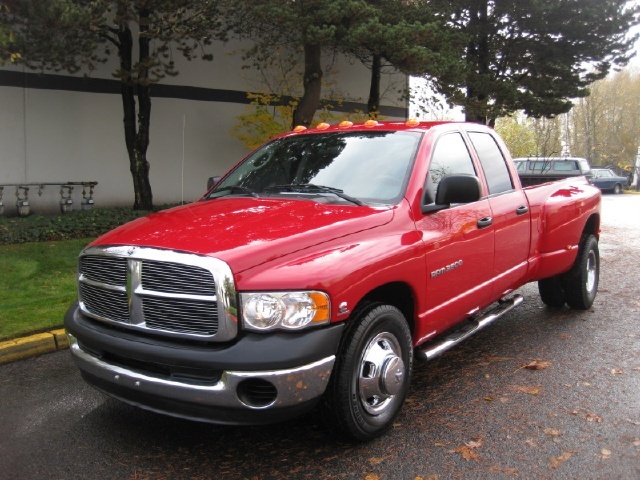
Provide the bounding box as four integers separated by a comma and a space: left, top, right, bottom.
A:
0, 238, 92, 341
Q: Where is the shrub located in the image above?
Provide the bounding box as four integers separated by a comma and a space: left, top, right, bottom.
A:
0, 207, 157, 244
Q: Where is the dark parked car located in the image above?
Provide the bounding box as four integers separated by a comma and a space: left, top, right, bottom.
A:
591, 168, 629, 194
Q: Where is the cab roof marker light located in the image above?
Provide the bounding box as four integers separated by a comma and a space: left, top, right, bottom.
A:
405, 118, 420, 127
316, 122, 330, 130
339, 120, 353, 128
364, 120, 378, 128
293, 125, 307, 132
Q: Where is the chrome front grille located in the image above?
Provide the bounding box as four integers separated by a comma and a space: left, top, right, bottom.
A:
77, 246, 238, 341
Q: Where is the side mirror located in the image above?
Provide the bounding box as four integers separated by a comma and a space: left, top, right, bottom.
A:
422, 174, 482, 213
207, 176, 221, 190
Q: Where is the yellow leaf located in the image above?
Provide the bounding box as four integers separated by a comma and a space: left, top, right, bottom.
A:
544, 428, 562, 437
510, 385, 543, 395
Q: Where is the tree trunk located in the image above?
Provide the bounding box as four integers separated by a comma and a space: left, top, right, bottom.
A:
116, 12, 153, 211
132, 8, 153, 211
292, 43, 323, 128
367, 54, 381, 119
464, 0, 490, 125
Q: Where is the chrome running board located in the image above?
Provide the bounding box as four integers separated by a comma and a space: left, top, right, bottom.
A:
416, 294, 524, 362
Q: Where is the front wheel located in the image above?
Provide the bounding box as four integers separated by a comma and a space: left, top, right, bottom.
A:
562, 234, 599, 310
613, 183, 622, 194
325, 304, 412, 441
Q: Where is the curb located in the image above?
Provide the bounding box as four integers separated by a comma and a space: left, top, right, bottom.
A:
0, 329, 69, 365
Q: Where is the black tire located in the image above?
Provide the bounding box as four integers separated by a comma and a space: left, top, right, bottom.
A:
613, 183, 622, 194
562, 234, 599, 310
538, 275, 566, 308
325, 304, 412, 441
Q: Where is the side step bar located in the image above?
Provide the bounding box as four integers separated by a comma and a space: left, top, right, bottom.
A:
415, 294, 524, 362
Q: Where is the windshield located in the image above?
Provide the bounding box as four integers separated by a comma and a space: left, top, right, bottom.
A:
206, 131, 422, 205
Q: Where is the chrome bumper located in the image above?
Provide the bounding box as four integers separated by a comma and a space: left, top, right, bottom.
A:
67, 333, 335, 412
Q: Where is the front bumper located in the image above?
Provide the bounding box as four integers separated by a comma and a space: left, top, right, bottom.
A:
65, 303, 344, 424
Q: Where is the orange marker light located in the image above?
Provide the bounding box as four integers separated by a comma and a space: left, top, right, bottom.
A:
364, 120, 378, 128
339, 120, 353, 128
405, 118, 420, 127
316, 122, 330, 130
293, 125, 307, 132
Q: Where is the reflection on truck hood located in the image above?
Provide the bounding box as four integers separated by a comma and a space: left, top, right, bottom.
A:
91, 197, 395, 272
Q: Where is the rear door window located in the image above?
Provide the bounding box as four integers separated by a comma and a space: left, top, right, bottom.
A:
468, 132, 514, 195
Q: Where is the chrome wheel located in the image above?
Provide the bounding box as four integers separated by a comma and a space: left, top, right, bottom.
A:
358, 332, 406, 415
325, 304, 412, 441
586, 249, 597, 293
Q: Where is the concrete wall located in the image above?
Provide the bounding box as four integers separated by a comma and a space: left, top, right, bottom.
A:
0, 40, 408, 215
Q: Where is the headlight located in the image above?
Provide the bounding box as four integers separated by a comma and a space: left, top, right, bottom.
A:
240, 291, 330, 331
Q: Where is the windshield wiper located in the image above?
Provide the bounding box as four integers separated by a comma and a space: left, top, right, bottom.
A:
264, 183, 364, 206
209, 185, 259, 198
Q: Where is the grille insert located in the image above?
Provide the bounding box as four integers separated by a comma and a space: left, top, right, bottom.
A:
80, 283, 129, 323
142, 297, 218, 335
141, 260, 216, 296
80, 256, 127, 285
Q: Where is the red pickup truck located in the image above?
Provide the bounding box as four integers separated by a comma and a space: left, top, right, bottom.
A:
65, 120, 601, 441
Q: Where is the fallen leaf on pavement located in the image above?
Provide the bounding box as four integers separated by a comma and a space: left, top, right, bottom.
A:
544, 428, 562, 437
510, 385, 543, 395
450, 438, 482, 461
452, 445, 478, 461
523, 360, 552, 371
549, 451, 575, 469
465, 439, 483, 449
611, 369, 623, 375
571, 408, 603, 422
600, 448, 612, 459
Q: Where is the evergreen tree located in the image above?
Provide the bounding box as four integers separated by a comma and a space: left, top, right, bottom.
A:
430, 0, 639, 125
342, 0, 465, 118
224, 0, 379, 127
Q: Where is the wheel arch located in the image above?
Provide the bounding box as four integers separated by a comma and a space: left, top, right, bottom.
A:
583, 212, 600, 240
349, 282, 416, 335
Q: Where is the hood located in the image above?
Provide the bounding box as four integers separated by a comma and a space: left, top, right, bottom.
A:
92, 198, 394, 272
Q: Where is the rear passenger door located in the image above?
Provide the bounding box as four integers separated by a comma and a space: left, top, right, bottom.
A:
415, 131, 495, 334
467, 131, 531, 297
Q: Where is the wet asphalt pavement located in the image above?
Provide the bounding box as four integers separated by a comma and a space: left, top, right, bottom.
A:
1, 194, 639, 480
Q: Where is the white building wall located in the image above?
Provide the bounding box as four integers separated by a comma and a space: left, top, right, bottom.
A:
0, 40, 408, 215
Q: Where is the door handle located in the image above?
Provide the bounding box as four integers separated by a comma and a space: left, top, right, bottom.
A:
516, 205, 529, 215
477, 217, 493, 229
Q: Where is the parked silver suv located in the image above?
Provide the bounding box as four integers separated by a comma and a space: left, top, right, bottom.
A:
513, 157, 592, 187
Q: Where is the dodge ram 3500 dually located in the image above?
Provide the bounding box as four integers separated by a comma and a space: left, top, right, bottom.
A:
65, 120, 601, 441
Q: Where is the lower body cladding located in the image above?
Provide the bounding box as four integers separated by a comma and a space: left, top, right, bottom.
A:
64, 304, 344, 425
